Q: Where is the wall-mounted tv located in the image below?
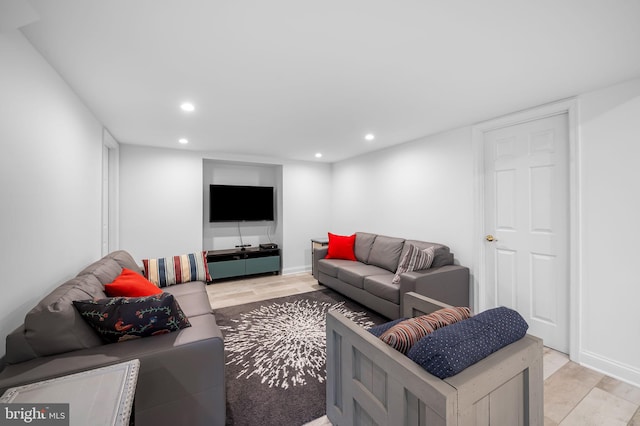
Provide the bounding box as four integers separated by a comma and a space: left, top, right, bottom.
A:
209, 184, 275, 222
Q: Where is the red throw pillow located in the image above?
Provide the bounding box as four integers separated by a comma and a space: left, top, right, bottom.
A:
325, 233, 357, 261
105, 268, 163, 297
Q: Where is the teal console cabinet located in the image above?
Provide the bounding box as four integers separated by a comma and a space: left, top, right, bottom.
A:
206, 247, 280, 281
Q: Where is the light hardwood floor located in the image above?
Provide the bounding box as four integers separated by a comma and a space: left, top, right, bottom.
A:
207, 273, 640, 426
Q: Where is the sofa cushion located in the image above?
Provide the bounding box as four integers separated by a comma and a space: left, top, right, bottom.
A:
407, 306, 528, 379
77, 258, 122, 285
379, 306, 472, 354
161, 280, 207, 297
105, 250, 144, 275
317, 258, 355, 278
143, 252, 212, 287
367, 235, 405, 272
24, 274, 106, 357
105, 268, 163, 297
164, 284, 213, 317
337, 263, 389, 289
402, 240, 453, 268
354, 232, 377, 263
393, 245, 435, 284
73, 293, 191, 344
363, 275, 400, 304
325, 233, 357, 261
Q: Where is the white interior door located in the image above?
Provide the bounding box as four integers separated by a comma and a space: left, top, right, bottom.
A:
483, 113, 569, 353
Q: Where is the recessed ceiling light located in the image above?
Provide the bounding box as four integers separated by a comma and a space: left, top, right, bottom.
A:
180, 102, 195, 112
315, 153, 323, 158
365, 133, 375, 141
178, 138, 189, 144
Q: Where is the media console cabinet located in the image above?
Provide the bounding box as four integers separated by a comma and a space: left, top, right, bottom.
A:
206, 247, 281, 281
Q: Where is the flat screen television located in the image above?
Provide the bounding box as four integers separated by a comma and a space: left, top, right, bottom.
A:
209, 184, 275, 222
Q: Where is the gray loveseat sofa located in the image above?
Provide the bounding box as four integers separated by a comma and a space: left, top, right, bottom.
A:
0, 250, 225, 426
313, 232, 470, 319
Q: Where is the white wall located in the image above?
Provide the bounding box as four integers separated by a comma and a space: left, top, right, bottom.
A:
0, 30, 103, 359
577, 77, 640, 385
282, 162, 332, 274
331, 127, 475, 268
119, 144, 203, 262
119, 145, 333, 273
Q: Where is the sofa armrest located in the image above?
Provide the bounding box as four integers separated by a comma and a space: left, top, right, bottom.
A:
4, 324, 38, 365
399, 265, 470, 315
402, 292, 453, 318
312, 247, 328, 279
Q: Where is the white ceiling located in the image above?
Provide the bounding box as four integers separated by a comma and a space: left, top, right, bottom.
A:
11, 0, 640, 162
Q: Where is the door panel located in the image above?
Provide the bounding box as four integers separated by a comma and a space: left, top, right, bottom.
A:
496, 248, 517, 308
484, 113, 569, 353
496, 169, 517, 229
531, 252, 557, 324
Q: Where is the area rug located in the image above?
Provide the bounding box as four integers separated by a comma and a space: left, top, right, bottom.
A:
215, 288, 389, 426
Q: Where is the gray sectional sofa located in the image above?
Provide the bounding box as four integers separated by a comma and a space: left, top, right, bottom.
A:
313, 232, 470, 319
0, 250, 225, 426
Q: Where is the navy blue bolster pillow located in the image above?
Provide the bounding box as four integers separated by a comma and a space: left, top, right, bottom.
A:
407, 306, 528, 379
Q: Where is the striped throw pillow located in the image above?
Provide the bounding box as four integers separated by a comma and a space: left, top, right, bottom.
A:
392, 244, 435, 284
143, 251, 212, 287
378, 306, 472, 354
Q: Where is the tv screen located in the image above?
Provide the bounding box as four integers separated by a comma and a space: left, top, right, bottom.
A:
209, 184, 275, 222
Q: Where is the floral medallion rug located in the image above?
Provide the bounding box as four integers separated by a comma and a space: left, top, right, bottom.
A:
215, 288, 388, 426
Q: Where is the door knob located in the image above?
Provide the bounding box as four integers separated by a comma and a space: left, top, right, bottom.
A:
485, 234, 498, 242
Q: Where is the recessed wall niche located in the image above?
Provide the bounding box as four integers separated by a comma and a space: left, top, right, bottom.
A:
202, 159, 283, 251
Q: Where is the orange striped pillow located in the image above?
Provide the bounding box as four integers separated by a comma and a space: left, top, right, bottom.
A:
378, 307, 472, 354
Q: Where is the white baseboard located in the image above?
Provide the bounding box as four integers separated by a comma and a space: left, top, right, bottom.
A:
579, 350, 640, 388
282, 265, 311, 275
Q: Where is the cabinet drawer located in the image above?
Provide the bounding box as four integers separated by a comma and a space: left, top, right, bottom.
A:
245, 256, 280, 275
209, 260, 245, 279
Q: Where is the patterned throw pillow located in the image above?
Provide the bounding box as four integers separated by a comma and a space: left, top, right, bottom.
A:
392, 244, 435, 284
73, 293, 191, 344
142, 251, 212, 287
378, 306, 472, 354
407, 306, 528, 379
